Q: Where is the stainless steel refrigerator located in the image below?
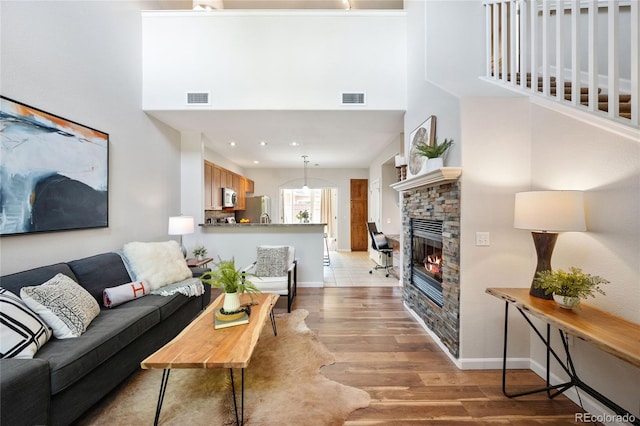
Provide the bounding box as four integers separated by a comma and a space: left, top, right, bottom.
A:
237, 196, 272, 223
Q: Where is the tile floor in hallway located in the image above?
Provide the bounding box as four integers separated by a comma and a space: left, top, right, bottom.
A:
323, 250, 400, 287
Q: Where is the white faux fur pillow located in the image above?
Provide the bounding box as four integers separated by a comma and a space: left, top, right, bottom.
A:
122, 241, 192, 291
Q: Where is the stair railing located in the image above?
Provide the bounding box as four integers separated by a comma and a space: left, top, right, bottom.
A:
483, 0, 638, 128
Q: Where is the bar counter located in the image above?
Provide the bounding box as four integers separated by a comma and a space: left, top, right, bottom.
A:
191, 223, 326, 287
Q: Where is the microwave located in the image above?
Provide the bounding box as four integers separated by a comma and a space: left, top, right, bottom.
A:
222, 188, 236, 208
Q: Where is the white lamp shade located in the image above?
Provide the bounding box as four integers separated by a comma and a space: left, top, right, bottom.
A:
168, 216, 194, 235
514, 191, 586, 232
395, 155, 407, 167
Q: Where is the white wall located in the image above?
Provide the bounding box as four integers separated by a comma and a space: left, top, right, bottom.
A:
368, 134, 402, 260
0, 1, 182, 275
459, 97, 533, 363
528, 104, 640, 415
142, 10, 406, 110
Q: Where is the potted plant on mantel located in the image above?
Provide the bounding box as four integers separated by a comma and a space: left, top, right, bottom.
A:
200, 258, 260, 313
415, 137, 454, 172
533, 266, 609, 309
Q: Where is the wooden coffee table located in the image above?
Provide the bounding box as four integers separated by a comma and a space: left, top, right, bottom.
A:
141, 293, 279, 425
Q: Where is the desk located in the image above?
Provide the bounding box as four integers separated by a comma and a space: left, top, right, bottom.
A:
486, 288, 640, 425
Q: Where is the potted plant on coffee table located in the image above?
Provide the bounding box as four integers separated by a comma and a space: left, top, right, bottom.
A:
415, 137, 454, 172
200, 258, 260, 313
533, 266, 609, 309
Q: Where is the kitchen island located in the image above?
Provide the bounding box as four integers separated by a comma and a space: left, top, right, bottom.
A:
193, 223, 326, 287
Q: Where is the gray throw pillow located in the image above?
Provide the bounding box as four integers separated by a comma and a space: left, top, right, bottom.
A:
255, 246, 289, 277
20, 273, 100, 339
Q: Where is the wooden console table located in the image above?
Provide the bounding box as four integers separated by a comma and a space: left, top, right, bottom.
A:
486, 287, 640, 425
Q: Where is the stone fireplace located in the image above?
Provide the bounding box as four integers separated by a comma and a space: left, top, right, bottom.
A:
393, 170, 461, 358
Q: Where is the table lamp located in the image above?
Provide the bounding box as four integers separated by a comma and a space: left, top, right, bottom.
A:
514, 191, 586, 299
168, 216, 194, 258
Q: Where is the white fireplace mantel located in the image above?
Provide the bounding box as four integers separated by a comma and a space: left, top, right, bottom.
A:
390, 167, 462, 192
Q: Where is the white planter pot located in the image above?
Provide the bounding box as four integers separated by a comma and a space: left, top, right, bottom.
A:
425, 157, 444, 173
553, 294, 580, 309
223, 292, 241, 312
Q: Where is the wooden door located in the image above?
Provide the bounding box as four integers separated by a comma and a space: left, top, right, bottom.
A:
350, 179, 368, 251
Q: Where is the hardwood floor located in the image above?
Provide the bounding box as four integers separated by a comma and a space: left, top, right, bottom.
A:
291, 284, 594, 425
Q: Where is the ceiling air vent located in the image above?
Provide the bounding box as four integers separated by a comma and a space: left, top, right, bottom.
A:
186, 92, 210, 105
341, 92, 365, 105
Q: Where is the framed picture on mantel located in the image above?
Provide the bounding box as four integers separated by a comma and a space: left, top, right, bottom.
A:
408, 115, 436, 176
0, 96, 109, 236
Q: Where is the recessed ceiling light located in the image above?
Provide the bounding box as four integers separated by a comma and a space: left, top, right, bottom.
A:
229, 141, 236, 147
289, 141, 299, 147
253, 160, 260, 164
259, 141, 268, 147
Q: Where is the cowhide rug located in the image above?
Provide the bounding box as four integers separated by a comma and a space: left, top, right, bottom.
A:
76, 309, 370, 425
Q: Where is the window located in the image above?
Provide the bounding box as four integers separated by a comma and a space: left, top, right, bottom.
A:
281, 188, 322, 223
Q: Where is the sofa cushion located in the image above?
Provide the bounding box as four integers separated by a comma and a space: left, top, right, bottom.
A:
68, 253, 132, 305
120, 293, 190, 321
35, 303, 160, 394
20, 274, 100, 339
0, 288, 52, 358
0, 263, 77, 296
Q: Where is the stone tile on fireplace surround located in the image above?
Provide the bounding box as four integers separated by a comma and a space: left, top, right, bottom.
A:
402, 181, 461, 358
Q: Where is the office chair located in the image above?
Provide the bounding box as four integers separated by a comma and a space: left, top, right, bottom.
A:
367, 222, 393, 277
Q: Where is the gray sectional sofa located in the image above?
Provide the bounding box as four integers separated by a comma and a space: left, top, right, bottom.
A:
0, 252, 211, 426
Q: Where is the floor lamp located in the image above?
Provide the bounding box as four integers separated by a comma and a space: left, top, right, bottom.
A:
168, 216, 194, 258
514, 191, 586, 299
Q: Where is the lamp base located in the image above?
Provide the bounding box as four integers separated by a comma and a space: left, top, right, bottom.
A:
529, 232, 558, 300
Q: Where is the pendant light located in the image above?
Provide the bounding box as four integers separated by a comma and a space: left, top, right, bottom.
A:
302, 155, 309, 191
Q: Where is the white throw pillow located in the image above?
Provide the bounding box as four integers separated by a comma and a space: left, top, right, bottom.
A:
0, 288, 52, 358
122, 241, 192, 290
20, 274, 100, 339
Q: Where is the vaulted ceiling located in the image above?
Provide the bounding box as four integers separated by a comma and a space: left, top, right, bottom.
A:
146, 0, 405, 169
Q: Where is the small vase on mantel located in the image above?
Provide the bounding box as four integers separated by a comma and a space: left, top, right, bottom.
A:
425, 157, 444, 173
223, 292, 241, 312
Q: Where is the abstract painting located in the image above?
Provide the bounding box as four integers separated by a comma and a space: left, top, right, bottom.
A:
0, 96, 109, 235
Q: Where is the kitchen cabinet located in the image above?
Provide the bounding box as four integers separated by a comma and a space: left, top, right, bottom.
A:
234, 175, 246, 210
204, 162, 250, 211
245, 178, 254, 194
212, 165, 222, 210
204, 161, 214, 210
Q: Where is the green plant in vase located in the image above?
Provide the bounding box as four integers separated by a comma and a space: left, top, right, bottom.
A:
533, 266, 609, 309
296, 210, 310, 223
414, 137, 454, 159
200, 258, 260, 312
192, 246, 207, 260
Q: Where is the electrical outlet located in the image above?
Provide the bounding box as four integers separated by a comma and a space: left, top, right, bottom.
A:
476, 232, 490, 246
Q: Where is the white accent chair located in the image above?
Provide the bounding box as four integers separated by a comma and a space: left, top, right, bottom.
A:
243, 245, 297, 312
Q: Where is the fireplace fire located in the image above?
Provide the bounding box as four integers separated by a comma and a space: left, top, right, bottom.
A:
411, 218, 444, 306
